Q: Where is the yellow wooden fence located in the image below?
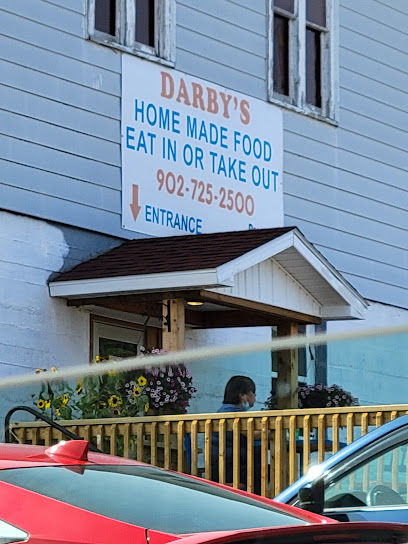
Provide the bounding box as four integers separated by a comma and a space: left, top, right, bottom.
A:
9, 404, 408, 497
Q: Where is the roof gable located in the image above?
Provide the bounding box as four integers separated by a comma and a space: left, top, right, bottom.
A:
49, 227, 368, 321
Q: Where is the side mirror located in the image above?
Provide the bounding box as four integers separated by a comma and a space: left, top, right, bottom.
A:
298, 477, 325, 515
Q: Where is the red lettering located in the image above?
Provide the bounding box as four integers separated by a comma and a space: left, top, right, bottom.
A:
240, 99, 250, 125
219, 92, 233, 119
176, 78, 191, 105
161, 71, 174, 99
207, 87, 219, 114
191, 83, 205, 111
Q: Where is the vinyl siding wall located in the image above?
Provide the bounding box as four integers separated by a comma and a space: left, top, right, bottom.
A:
0, 0, 407, 309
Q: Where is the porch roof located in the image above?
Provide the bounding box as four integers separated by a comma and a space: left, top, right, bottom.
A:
49, 227, 368, 325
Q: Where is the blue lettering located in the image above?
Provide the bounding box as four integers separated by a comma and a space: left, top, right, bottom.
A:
166, 210, 174, 227
159, 107, 170, 130
144, 205, 202, 233
272, 171, 278, 191
146, 104, 157, 126
238, 161, 246, 182
172, 112, 180, 134
134, 99, 145, 122
188, 217, 196, 233
198, 122, 208, 143
220, 126, 228, 149
134, 99, 180, 133
252, 165, 260, 186
233, 131, 241, 152
195, 147, 204, 170
126, 126, 135, 150
186, 116, 197, 139
136, 131, 156, 155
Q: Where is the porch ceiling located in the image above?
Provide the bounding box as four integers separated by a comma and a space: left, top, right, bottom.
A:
49, 227, 368, 326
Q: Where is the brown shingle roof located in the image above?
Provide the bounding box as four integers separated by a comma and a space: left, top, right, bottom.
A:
54, 227, 296, 282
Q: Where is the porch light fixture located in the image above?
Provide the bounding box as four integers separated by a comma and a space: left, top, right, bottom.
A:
186, 301, 204, 306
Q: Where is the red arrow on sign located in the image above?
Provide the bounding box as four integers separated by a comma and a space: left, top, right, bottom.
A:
130, 184, 141, 221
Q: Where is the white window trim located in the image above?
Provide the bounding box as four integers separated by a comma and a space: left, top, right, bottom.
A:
268, 0, 339, 124
87, 0, 176, 66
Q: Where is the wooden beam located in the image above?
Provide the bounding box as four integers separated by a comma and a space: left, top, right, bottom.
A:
162, 299, 185, 352
197, 290, 321, 325
276, 322, 299, 410
67, 290, 320, 330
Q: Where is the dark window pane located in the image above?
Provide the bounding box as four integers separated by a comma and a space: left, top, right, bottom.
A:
99, 338, 138, 359
136, 0, 155, 47
273, 15, 289, 96
95, 0, 116, 36
306, 27, 321, 107
0, 466, 307, 534
274, 0, 294, 14
306, 0, 326, 26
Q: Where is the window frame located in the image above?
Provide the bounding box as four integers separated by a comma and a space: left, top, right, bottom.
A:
268, 0, 339, 124
91, 317, 145, 360
87, 0, 176, 65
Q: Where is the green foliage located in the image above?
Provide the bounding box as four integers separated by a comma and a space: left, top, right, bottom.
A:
31, 351, 196, 420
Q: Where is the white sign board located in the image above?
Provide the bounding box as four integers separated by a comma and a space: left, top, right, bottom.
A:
121, 54, 283, 236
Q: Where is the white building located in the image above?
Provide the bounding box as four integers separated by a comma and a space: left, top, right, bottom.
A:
0, 0, 407, 420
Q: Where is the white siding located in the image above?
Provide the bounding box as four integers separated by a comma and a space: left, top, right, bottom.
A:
0, 0, 407, 310
213, 259, 322, 317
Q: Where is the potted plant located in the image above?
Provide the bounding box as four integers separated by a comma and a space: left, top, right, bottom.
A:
31, 349, 196, 420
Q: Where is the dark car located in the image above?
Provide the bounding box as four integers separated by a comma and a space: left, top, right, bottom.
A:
275, 414, 408, 522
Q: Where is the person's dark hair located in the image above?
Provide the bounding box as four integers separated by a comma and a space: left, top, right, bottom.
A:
223, 376, 256, 405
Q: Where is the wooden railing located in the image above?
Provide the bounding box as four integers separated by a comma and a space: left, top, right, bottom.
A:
9, 404, 408, 497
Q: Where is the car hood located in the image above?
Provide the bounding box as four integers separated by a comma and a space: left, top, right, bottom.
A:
166, 522, 408, 544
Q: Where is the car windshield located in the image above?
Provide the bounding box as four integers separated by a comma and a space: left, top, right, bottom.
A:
0, 464, 307, 534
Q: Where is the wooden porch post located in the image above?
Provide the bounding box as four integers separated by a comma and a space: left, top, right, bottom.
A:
162, 298, 185, 352
276, 322, 299, 409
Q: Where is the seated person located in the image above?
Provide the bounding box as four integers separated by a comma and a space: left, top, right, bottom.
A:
211, 375, 263, 494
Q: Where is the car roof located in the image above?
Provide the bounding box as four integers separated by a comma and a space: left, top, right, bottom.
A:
275, 413, 408, 503
0, 441, 143, 467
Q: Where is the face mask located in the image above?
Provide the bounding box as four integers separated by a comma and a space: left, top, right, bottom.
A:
242, 402, 250, 411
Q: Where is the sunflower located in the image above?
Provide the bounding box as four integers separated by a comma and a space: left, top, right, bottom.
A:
112, 408, 121, 416
55, 408, 61, 417
37, 399, 45, 409
61, 394, 69, 406
76, 380, 83, 394
98, 401, 107, 410
108, 395, 122, 408
138, 375, 147, 387
133, 386, 142, 398
144, 402, 150, 413
44, 399, 51, 409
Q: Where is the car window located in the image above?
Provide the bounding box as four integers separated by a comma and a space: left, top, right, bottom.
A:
325, 442, 408, 509
0, 465, 306, 534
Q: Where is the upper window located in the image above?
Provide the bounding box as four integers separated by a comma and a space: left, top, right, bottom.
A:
269, 0, 338, 122
88, 0, 175, 64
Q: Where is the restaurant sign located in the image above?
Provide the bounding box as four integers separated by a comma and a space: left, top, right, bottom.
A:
121, 54, 283, 236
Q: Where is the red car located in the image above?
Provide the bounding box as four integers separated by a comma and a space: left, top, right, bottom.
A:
0, 440, 407, 544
